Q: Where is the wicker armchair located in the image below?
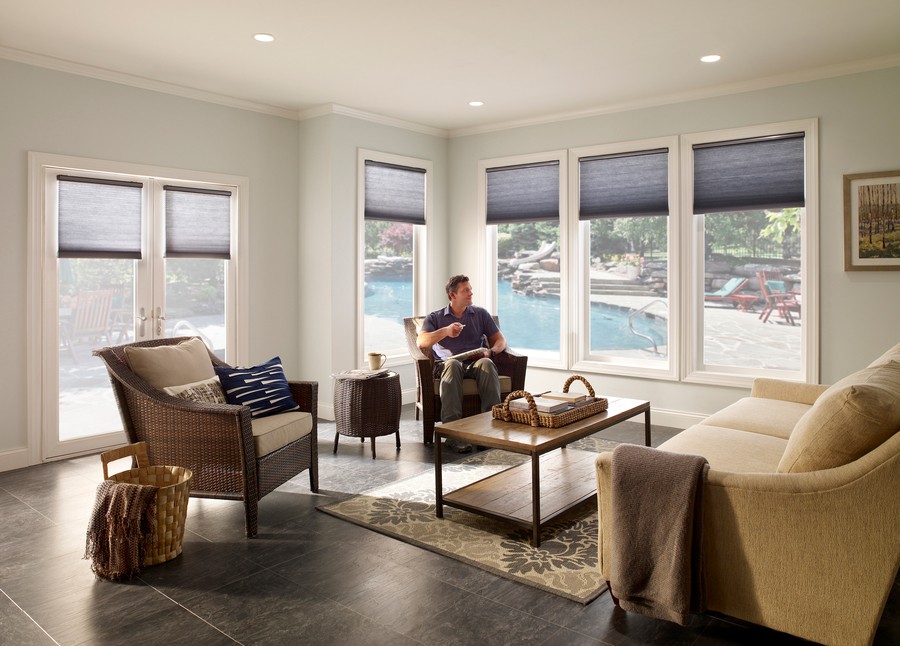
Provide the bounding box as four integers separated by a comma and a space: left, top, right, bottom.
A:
403, 316, 527, 444
94, 337, 318, 538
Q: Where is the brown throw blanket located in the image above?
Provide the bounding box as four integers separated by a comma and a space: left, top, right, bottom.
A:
609, 444, 709, 625
84, 480, 158, 581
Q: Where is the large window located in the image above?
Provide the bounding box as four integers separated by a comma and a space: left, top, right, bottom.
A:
481, 153, 566, 366
359, 151, 430, 363
572, 139, 677, 377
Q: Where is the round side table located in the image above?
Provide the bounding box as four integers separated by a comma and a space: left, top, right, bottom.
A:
333, 371, 401, 459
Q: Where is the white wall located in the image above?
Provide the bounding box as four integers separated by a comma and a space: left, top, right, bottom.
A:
448, 67, 900, 423
0, 59, 300, 462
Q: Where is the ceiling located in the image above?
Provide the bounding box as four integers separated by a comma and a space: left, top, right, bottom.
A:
2, 0, 900, 135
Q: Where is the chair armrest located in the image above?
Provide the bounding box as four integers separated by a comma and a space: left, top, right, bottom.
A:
288, 380, 318, 420
750, 377, 828, 405
494, 348, 528, 391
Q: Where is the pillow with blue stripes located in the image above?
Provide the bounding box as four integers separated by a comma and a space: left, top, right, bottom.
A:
214, 356, 299, 419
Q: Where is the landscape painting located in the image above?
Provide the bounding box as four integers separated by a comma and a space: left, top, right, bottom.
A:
844, 170, 900, 271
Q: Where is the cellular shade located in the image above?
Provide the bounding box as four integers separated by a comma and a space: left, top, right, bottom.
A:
164, 185, 232, 259
486, 161, 559, 224
364, 161, 426, 224
693, 133, 805, 213
579, 149, 669, 219
57, 175, 143, 259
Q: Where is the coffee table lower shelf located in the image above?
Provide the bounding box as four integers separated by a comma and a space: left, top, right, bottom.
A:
439, 448, 597, 546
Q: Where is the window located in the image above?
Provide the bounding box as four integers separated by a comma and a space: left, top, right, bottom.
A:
359, 151, 430, 363
480, 152, 566, 367
571, 139, 677, 377
684, 121, 818, 384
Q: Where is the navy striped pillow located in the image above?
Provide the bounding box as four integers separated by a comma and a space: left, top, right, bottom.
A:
214, 356, 300, 419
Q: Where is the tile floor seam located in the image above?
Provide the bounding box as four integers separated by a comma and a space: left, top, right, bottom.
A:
136, 577, 245, 645
1, 587, 62, 646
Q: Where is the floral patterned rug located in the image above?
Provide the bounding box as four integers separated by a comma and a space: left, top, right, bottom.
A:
318, 436, 620, 604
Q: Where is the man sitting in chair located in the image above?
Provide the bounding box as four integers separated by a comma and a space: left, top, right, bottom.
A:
417, 275, 507, 452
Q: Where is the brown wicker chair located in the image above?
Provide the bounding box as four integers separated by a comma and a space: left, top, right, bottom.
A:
403, 316, 527, 444
94, 336, 318, 538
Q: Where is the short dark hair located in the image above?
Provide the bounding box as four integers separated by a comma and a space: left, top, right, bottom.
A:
445, 274, 469, 298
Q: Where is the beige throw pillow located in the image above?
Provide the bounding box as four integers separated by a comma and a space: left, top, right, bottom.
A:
868, 341, 900, 368
777, 363, 900, 473
124, 337, 215, 390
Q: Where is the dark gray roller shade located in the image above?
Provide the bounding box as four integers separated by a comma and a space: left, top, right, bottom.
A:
57, 175, 143, 259
364, 161, 426, 224
486, 161, 559, 224
579, 149, 669, 219
164, 185, 232, 259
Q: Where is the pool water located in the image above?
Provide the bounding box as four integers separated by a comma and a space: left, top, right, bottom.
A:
365, 278, 666, 352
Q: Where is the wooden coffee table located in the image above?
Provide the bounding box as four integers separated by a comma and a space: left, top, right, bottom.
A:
435, 396, 650, 546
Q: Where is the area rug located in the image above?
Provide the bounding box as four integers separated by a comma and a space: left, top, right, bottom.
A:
318, 436, 620, 604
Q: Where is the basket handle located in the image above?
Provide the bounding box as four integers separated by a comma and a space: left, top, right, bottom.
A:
501, 390, 540, 427
563, 375, 595, 398
100, 442, 150, 479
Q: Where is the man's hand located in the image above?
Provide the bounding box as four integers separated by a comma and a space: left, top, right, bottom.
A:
446, 322, 465, 338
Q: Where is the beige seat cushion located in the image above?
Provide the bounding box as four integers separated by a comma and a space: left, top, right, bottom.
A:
658, 425, 787, 473
700, 397, 811, 440
251, 411, 313, 457
124, 337, 215, 390
432, 375, 512, 397
777, 363, 900, 473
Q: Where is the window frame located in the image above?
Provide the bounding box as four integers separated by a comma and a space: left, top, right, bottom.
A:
569, 137, 680, 380
357, 149, 431, 367
680, 119, 819, 386
479, 150, 568, 370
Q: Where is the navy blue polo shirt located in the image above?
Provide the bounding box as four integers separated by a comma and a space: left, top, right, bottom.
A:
422, 305, 499, 361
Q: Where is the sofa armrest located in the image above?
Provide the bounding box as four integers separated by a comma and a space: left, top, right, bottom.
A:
750, 377, 828, 405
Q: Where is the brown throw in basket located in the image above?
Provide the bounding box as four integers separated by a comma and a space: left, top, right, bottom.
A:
491, 375, 609, 428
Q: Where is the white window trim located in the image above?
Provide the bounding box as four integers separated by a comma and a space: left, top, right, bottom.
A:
27, 151, 249, 464
679, 118, 819, 386
568, 137, 680, 381
357, 149, 431, 367
478, 150, 568, 370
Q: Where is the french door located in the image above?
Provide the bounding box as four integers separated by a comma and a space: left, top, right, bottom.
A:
33, 154, 246, 461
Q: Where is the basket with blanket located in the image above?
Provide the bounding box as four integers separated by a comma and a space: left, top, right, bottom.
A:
491, 375, 608, 428
85, 442, 192, 581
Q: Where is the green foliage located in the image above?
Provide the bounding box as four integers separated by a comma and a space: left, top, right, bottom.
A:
760, 208, 800, 243
497, 222, 559, 258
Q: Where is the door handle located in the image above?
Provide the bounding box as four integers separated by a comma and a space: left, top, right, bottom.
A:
155, 307, 166, 336
137, 307, 148, 337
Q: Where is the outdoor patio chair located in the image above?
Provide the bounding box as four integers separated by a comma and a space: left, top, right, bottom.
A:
703, 277, 749, 307
94, 336, 318, 537
60, 289, 114, 361
403, 316, 527, 444
756, 271, 801, 325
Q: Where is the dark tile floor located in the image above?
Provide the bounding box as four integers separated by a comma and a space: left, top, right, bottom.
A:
0, 406, 896, 645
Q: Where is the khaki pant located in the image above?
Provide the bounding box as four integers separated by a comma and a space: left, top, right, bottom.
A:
438, 358, 500, 423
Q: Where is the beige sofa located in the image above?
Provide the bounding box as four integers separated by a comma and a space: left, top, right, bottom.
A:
595, 342, 900, 646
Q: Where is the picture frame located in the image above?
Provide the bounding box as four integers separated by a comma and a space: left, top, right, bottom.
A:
843, 170, 900, 271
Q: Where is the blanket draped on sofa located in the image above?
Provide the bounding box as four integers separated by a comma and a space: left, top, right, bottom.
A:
609, 444, 709, 625
85, 480, 158, 581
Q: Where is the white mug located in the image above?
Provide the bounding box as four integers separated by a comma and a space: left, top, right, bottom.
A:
367, 352, 386, 370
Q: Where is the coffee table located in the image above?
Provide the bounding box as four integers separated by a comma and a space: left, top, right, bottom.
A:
435, 396, 650, 546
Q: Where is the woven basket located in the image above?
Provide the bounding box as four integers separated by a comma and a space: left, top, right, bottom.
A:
491, 375, 609, 428
100, 442, 192, 567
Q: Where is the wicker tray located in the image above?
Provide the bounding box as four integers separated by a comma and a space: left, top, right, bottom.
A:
100, 442, 193, 567
491, 375, 609, 428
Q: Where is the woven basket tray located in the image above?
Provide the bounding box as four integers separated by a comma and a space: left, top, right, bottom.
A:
491, 375, 609, 428
101, 442, 193, 567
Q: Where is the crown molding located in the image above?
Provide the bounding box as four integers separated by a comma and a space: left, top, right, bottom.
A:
0, 46, 299, 121
298, 103, 448, 138
448, 54, 900, 138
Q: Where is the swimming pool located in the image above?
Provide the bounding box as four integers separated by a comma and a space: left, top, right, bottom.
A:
365, 278, 666, 352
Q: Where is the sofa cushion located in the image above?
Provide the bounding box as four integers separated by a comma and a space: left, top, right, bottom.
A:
433, 375, 512, 396
163, 376, 227, 404
700, 397, 810, 440
124, 337, 214, 390
658, 425, 787, 473
251, 411, 313, 457
868, 341, 900, 368
215, 356, 300, 419
777, 363, 900, 473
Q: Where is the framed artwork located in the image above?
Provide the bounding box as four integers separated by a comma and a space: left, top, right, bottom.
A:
843, 170, 900, 271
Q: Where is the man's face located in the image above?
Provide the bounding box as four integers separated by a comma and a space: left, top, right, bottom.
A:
450, 281, 474, 307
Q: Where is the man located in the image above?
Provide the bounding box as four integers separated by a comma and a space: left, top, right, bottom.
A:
417, 275, 507, 452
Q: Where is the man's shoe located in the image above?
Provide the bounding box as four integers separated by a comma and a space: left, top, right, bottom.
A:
444, 438, 473, 453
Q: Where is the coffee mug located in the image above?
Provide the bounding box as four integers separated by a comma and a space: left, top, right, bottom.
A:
367, 352, 386, 370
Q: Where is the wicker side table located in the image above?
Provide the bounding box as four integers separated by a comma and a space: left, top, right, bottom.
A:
333, 371, 401, 459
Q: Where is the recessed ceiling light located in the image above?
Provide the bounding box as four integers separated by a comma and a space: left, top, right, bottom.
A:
253, 33, 275, 43
700, 54, 721, 63
468, 101, 484, 107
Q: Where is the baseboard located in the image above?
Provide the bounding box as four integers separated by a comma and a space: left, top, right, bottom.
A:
647, 407, 705, 431
0, 447, 31, 473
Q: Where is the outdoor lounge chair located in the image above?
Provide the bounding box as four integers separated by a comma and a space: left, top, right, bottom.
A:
704, 277, 749, 307
757, 271, 801, 325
